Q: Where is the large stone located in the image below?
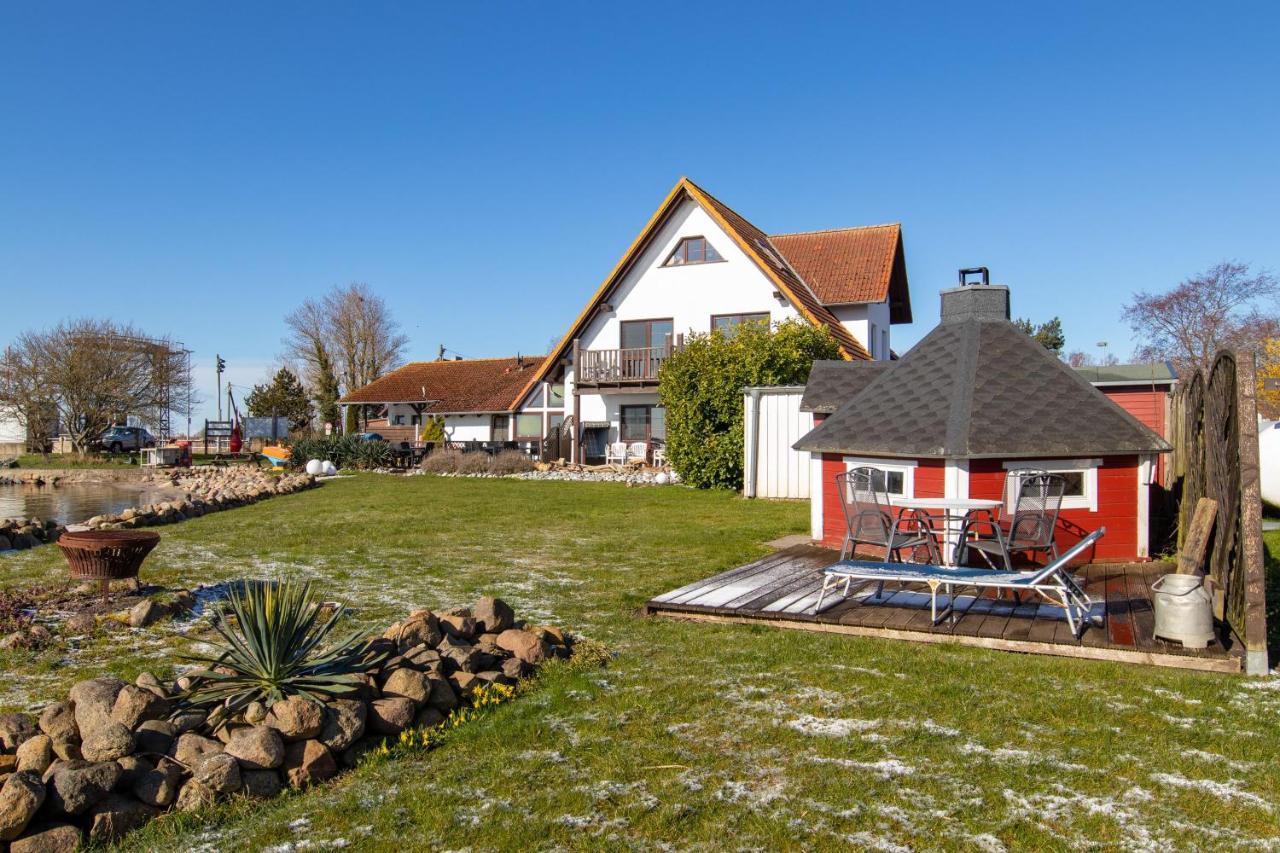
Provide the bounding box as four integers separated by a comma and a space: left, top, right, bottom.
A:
111, 685, 169, 730
66, 612, 97, 634
48, 739, 80, 763
225, 726, 284, 770
174, 779, 215, 812
134, 720, 176, 757
437, 636, 484, 674
0, 713, 37, 751
472, 596, 515, 634
381, 668, 431, 708
68, 677, 126, 736
413, 707, 445, 729
390, 614, 441, 649
501, 656, 531, 681
241, 769, 283, 799
265, 696, 323, 741
79, 723, 135, 762
46, 760, 121, 816
495, 629, 550, 664
367, 698, 415, 735
243, 701, 268, 725
193, 752, 241, 795
281, 740, 336, 789
87, 794, 159, 843
131, 760, 184, 809
318, 699, 366, 753
37, 705, 77, 745
438, 613, 477, 640
114, 755, 153, 789
128, 599, 167, 629
400, 645, 443, 673
168, 710, 206, 734
8, 823, 83, 853
133, 671, 168, 700
16, 736, 53, 775
448, 671, 481, 700
0, 772, 45, 841
169, 732, 223, 767
426, 676, 458, 713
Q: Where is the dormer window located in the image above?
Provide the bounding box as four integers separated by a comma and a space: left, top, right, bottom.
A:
664, 236, 724, 266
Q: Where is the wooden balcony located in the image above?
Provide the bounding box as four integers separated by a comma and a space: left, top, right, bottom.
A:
574, 338, 682, 389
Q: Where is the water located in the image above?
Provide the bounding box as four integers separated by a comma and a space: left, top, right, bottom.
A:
0, 482, 179, 526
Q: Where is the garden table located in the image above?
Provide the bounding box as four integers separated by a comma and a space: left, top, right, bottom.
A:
889, 497, 1002, 567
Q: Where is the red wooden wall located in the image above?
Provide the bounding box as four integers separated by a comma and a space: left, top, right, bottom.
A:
1096, 385, 1169, 483
818, 453, 1140, 563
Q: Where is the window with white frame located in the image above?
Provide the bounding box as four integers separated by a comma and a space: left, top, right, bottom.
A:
1002, 459, 1100, 512
844, 456, 916, 499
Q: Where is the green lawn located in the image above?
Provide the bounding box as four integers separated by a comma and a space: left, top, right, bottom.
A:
2, 475, 1278, 851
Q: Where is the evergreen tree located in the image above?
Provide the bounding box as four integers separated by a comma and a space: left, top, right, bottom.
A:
245, 367, 314, 433
1014, 316, 1065, 355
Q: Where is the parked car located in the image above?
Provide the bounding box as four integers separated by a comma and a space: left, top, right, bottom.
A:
357, 432, 384, 442
98, 425, 156, 453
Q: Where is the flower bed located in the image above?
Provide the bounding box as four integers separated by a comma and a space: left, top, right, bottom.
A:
0, 594, 582, 848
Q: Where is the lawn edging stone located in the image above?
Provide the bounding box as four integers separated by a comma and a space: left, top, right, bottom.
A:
0, 596, 581, 848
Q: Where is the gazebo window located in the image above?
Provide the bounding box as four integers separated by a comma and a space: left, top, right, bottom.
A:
1003, 459, 1099, 512
843, 457, 916, 499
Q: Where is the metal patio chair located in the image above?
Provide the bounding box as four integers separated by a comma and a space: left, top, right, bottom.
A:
956, 472, 1067, 571
835, 467, 941, 564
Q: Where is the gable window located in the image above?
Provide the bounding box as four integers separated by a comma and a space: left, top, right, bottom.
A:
712, 313, 770, 337
664, 236, 724, 266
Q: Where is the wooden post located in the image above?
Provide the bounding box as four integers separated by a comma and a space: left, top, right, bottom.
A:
571, 338, 581, 464
1235, 351, 1269, 675
1177, 497, 1217, 576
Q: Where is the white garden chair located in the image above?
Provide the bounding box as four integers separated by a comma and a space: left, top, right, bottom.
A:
626, 441, 649, 465
604, 441, 628, 465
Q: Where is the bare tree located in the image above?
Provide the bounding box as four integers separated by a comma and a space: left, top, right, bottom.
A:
0, 319, 195, 454
1123, 261, 1279, 377
283, 283, 407, 431
0, 342, 59, 454
1067, 350, 1120, 368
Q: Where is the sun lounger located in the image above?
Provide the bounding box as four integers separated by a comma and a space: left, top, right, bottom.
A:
815, 528, 1105, 637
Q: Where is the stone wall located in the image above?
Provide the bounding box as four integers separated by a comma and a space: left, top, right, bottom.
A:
0, 596, 575, 849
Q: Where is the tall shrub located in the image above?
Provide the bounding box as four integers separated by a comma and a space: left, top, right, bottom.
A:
658, 319, 841, 489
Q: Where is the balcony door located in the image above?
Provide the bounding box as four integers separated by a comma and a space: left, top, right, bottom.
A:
620, 318, 673, 380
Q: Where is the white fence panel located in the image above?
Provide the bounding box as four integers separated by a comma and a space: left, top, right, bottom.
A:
743, 387, 812, 499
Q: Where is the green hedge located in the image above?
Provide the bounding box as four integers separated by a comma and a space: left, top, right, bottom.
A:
290, 435, 393, 470
658, 319, 841, 489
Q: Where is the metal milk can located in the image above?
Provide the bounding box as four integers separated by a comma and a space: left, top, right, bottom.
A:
1151, 573, 1215, 648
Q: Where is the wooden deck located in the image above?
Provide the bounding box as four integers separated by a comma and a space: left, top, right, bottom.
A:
645, 545, 1243, 673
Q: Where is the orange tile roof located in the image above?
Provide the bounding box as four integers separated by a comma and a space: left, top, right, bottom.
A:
339, 356, 545, 413
769, 224, 900, 305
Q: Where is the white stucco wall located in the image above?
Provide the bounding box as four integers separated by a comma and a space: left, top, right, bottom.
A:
441, 415, 493, 442
829, 301, 891, 359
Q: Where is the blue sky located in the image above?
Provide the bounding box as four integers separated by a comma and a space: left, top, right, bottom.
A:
2, 2, 1277, 426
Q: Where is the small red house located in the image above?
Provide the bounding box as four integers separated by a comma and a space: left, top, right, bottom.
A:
794, 283, 1172, 563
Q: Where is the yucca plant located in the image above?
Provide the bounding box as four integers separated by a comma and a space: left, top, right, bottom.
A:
181, 579, 385, 723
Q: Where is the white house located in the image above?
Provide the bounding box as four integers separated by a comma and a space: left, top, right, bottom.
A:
339, 177, 912, 461
509, 177, 912, 463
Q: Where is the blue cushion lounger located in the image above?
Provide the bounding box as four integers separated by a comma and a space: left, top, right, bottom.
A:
815, 528, 1106, 637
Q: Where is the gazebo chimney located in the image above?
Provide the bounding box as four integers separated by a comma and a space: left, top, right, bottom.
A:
940, 267, 1010, 323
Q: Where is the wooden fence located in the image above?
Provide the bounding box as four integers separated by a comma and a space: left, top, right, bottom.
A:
1170, 349, 1269, 674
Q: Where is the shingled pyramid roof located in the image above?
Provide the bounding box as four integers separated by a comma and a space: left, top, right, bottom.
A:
794, 285, 1172, 459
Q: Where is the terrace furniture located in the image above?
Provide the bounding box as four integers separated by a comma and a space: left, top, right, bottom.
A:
626, 441, 649, 465
955, 473, 1067, 571
651, 444, 667, 467
835, 468, 941, 565
605, 441, 628, 466
889, 497, 1003, 567
813, 527, 1105, 636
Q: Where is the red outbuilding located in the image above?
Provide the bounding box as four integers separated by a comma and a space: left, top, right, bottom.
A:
794, 281, 1172, 563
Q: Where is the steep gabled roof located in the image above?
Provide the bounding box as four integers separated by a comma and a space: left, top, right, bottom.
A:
795, 286, 1171, 459
770, 224, 912, 323
516, 177, 884, 402
339, 356, 545, 414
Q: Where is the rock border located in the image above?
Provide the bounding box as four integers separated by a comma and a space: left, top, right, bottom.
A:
0, 596, 577, 848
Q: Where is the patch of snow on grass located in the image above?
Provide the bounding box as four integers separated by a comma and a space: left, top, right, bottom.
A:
786, 714, 880, 737
809, 755, 916, 778
1150, 772, 1272, 809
